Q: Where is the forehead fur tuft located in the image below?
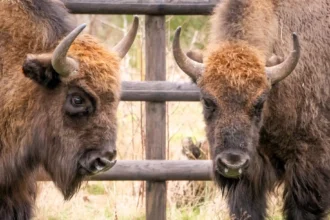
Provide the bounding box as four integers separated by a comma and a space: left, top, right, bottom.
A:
200, 41, 269, 97
67, 34, 121, 98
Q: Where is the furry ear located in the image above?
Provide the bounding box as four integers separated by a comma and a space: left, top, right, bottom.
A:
22, 54, 61, 89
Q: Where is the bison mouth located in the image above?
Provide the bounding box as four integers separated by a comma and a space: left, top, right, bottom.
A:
216, 166, 243, 179
214, 151, 250, 179
78, 149, 117, 176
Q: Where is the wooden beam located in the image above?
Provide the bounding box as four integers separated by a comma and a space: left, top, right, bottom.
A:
121, 81, 200, 101
62, 0, 219, 15
37, 160, 213, 181
145, 14, 167, 220
95, 160, 213, 181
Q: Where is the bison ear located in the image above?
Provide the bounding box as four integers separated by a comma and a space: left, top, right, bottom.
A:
22, 54, 61, 89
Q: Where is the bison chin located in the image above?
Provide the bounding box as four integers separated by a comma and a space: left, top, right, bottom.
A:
42, 147, 117, 200
212, 166, 240, 193
43, 153, 85, 200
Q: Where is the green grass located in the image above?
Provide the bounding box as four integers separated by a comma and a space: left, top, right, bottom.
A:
86, 183, 106, 195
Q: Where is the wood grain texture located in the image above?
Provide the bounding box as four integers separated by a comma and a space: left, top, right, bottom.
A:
145, 14, 167, 220
121, 81, 200, 101
62, 0, 220, 15
122, 81, 198, 91
37, 160, 213, 181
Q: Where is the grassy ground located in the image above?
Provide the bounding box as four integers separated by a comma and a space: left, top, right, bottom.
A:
34, 181, 286, 220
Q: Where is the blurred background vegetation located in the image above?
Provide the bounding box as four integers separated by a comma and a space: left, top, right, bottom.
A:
34, 15, 283, 220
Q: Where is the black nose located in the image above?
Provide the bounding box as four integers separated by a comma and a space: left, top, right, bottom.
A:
79, 149, 117, 175
215, 151, 250, 178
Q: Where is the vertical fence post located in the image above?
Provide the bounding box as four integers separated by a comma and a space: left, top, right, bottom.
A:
145, 13, 167, 220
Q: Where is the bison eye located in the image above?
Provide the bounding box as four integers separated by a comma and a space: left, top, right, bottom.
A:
65, 87, 95, 117
202, 98, 216, 110
201, 97, 217, 121
253, 99, 265, 118
252, 92, 268, 119
71, 95, 84, 106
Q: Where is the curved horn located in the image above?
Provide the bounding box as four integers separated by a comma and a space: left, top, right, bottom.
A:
266, 33, 300, 85
51, 24, 86, 77
113, 16, 139, 59
187, 50, 204, 63
173, 27, 205, 82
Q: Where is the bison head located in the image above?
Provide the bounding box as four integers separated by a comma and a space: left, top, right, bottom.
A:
173, 27, 299, 182
20, 17, 139, 199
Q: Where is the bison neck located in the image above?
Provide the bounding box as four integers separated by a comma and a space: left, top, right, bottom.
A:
0, 173, 37, 220
0, 121, 41, 219
0, 73, 47, 219
0, 0, 72, 180
0, 1, 74, 218
261, 0, 330, 161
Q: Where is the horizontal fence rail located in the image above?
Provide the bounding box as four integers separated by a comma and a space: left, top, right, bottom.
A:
38, 160, 213, 181
63, 0, 220, 15
121, 81, 200, 101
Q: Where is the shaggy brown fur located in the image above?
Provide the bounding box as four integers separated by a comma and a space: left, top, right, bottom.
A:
186, 0, 330, 219
0, 0, 123, 219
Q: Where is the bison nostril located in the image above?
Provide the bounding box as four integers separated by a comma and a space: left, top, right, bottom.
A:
91, 157, 116, 173
94, 157, 116, 171
94, 158, 105, 171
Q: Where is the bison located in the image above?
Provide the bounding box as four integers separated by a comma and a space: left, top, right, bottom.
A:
0, 0, 138, 219
173, 0, 330, 219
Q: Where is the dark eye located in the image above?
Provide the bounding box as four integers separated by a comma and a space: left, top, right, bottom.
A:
202, 98, 216, 110
253, 100, 265, 117
201, 97, 217, 121
71, 95, 84, 106
65, 88, 95, 117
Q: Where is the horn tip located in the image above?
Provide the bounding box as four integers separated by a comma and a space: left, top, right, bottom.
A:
133, 16, 139, 25
175, 26, 182, 36
80, 23, 87, 29
75, 23, 87, 33
292, 32, 298, 40
173, 27, 182, 46
291, 32, 300, 51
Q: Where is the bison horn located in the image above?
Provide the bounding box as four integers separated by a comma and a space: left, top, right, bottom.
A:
266, 33, 300, 85
173, 27, 205, 82
113, 16, 139, 59
51, 24, 86, 77
187, 50, 204, 63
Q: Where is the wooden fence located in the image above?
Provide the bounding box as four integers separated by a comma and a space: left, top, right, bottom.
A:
61, 1, 220, 219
